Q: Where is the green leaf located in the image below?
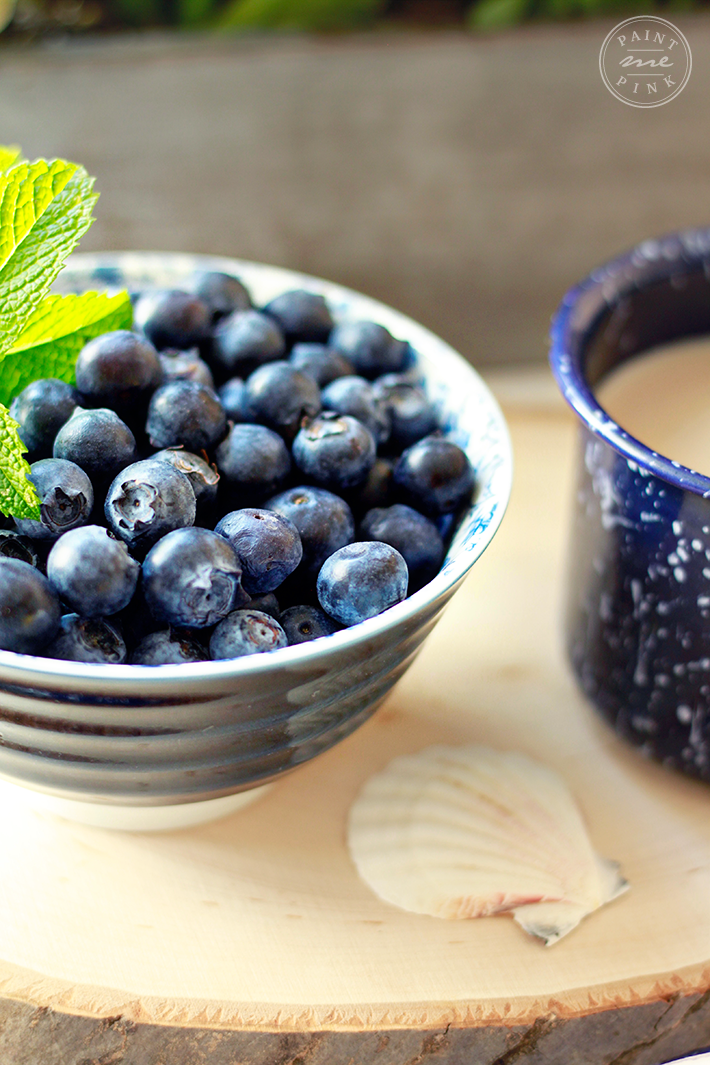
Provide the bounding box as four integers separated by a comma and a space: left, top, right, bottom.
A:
177, 0, 219, 24
0, 405, 40, 521
0, 145, 22, 174
0, 290, 133, 406
0, 161, 97, 356
468, 0, 532, 29
216, 0, 385, 31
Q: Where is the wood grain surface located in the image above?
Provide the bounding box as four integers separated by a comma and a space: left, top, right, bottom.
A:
1, 381, 710, 1064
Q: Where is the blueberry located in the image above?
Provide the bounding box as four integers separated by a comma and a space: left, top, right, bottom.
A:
292, 413, 376, 491
0, 531, 39, 568
105, 458, 196, 549
53, 407, 138, 484
209, 608, 287, 660
133, 289, 212, 351
317, 541, 408, 626
0, 559, 60, 654
263, 289, 333, 345
215, 423, 291, 503
159, 348, 215, 389
321, 375, 390, 445
191, 271, 251, 321
152, 449, 220, 510
14, 459, 94, 542
214, 508, 302, 594
47, 525, 140, 617
360, 504, 444, 591
244, 591, 280, 619
45, 613, 127, 663
266, 486, 354, 577
329, 320, 408, 379
244, 361, 321, 443
350, 457, 394, 514
131, 629, 208, 665
289, 344, 354, 387
371, 375, 438, 451
217, 377, 249, 423
74, 330, 162, 415
143, 527, 246, 628
280, 604, 338, 645
146, 380, 227, 452
9, 378, 78, 459
213, 309, 286, 378
393, 435, 475, 516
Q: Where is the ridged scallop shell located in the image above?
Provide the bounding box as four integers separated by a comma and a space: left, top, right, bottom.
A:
347, 745, 628, 945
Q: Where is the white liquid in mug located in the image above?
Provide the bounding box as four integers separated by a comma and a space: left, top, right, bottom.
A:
596, 337, 710, 477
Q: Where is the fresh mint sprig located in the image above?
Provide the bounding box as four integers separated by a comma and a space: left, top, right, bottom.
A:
0, 147, 132, 520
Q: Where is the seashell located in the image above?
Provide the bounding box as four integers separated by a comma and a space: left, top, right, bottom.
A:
347, 745, 628, 945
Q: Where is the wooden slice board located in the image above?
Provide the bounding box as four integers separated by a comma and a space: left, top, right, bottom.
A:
1, 382, 710, 1064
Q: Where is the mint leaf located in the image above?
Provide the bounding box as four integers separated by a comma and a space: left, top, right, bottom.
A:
0, 146, 22, 174
0, 290, 133, 405
0, 161, 97, 355
0, 405, 40, 521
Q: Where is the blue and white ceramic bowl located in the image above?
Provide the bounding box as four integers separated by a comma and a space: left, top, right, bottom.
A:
550, 228, 710, 782
0, 252, 512, 829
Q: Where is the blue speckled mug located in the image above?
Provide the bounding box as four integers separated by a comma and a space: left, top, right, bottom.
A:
550, 228, 710, 782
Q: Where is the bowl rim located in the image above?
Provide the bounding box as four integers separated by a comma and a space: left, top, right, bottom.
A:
549, 226, 710, 498
0, 251, 513, 687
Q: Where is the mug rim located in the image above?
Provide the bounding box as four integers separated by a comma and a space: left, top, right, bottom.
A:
549, 226, 710, 499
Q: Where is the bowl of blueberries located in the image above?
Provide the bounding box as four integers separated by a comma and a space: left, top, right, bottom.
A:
0, 251, 512, 830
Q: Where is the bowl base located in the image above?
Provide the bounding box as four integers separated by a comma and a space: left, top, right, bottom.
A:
0, 780, 272, 832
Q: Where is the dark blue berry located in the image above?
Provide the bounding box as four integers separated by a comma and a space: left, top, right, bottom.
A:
218, 377, 249, 422
14, 459, 94, 542
143, 527, 246, 628
393, 435, 475, 516
244, 591, 280, 619
321, 375, 390, 445
133, 289, 212, 351
244, 361, 321, 443
0, 559, 60, 653
9, 378, 78, 459
53, 407, 138, 484
0, 531, 39, 568
146, 380, 226, 452
215, 423, 291, 504
360, 503, 444, 591
131, 629, 208, 665
191, 271, 251, 321
74, 330, 162, 414
317, 542, 408, 626
47, 525, 140, 617
329, 320, 408, 379
209, 608, 287, 660
214, 508, 302, 594
159, 348, 214, 389
292, 413, 376, 491
280, 604, 338, 645
263, 289, 333, 345
266, 486, 354, 577
371, 375, 438, 451
45, 614, 127, 663
350, 457, 394, 514
212, 309, 285, 377
152, 449, 220, 510
105, 458, 196, 548
289, 344, 354, 387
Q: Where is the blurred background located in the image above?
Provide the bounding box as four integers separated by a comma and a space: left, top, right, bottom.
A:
1, 0, 708, 371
